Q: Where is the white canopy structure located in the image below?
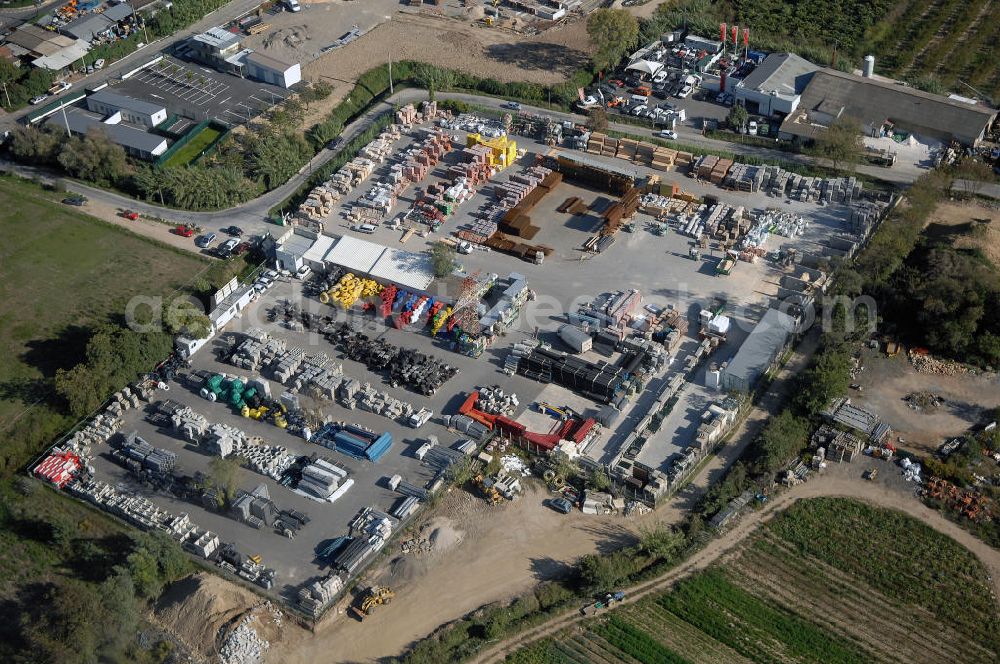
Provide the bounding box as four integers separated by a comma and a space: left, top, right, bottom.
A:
625, 59, 663, 77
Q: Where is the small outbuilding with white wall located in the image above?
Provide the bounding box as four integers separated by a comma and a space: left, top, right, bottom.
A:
244, 51, 301, 89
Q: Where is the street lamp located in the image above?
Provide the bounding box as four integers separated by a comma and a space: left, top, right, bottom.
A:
385, 16, 392, 96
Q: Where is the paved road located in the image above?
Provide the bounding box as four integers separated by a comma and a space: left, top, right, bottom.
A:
3, 86, 922, 241
953, 179, 1000, 200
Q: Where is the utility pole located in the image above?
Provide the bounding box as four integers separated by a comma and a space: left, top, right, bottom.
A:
128, 0, 149, 43
61, 105, 71, 137
388, 51, 393, 95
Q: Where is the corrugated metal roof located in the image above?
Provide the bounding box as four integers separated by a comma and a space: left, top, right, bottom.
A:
302, 234, 335, 264
722, 308, 794, 390
371, 247, 434, 291
323, 235, 385, 274
46, 108, 167, 154
88, 89, 165, 118
322, 236, 435, 291
782, 68, 997, 145
246, 50, 296, 73
738, 52, 818, 95
31, 40, 90, 70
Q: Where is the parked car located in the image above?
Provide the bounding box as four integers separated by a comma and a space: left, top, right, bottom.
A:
326, 136, 343, 151
676, 84, 693, 99
216, 238, 240, 257
174, 224, 195, 237
748, 120, 759, 135
549, 498, 574, 514
657, 129, 678, 140
121, 210, 139, 220
295, 264, 312, 280
49, 80, 71, 95
62, 195, 87, 206
501, 101, 521, 111
195, 232, 217, 248
29, 94, 48, 105
94, 58, 105, 70
652, 70, 668, 84
223, 225, 243, 237
283, 0, 301, 11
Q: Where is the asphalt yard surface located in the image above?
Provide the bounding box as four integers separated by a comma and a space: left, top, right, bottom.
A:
87, 274, 548, 602
116, 55, 289, 125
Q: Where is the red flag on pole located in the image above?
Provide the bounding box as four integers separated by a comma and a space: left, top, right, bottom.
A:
742, 27, 749, 47
720, 22, 727, 44
731, 25, 738, 44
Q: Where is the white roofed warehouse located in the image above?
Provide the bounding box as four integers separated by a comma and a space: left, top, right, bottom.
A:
244, 51, 302, 89
721, 308, 796, 393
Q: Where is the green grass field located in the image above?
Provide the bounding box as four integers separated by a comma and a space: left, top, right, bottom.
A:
161, 125, 225, 169
0, 175, 209, 434
506, 498, 1000, 664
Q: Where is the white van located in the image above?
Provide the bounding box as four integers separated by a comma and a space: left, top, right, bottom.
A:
353, 223, 377, 234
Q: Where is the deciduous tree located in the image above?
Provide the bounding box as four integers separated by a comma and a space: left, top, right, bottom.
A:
815, 116, 863, 171
586, 9, 639, 73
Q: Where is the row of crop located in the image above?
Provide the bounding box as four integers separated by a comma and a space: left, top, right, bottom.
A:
503, 638, 581, 664
966, 10, 1000, 90
618, 602, 750, 664
732, 0, 895, 52
869, 0, 941, 70
885, 0, 964, 74
765, 498, 1000, 653
928, 0, 997, 82
862, 0, 922, 55
592, 615, 691, 664
657, 569, 867, 664
732, 537, 990, 664
908, 0, 989, 78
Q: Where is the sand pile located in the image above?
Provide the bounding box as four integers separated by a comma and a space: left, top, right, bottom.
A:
426, 517, 464, 553
152, 573, 262, 659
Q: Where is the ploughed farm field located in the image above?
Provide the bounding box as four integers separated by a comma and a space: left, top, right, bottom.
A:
505, 498, 1000, 664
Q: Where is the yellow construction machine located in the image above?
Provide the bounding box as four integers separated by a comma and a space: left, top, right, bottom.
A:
474, 474, 503, 505
350, 586, 395, 620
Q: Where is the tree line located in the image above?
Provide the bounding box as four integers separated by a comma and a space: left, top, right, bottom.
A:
1, 479, 190, 663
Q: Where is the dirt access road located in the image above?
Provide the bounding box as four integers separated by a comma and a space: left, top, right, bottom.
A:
277, 331, 821, 663
470, 462, 1000, 664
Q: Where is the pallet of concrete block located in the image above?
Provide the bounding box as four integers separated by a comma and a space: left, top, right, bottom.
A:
633, 142, 655, 166
272, 347, 307, 384
231, 329, 287, 371
65, 411, 122, 454
291, 353, 342, 394
171, 405, 209, 442
396, 103, 419, 125
361, 137, 394, 163
674, 151, 693, 167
